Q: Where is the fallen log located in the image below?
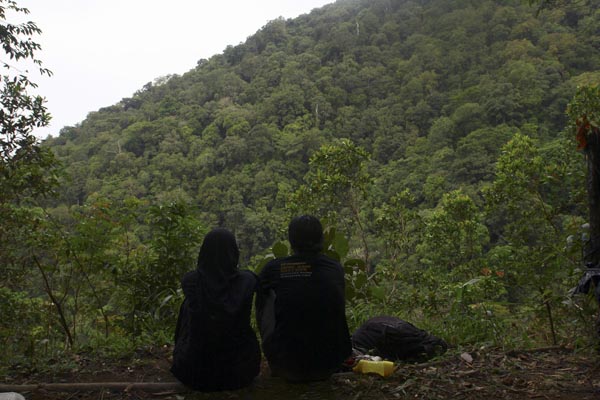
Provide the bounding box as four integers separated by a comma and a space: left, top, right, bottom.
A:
0, 382, 187, 393
0, 371, 363, 393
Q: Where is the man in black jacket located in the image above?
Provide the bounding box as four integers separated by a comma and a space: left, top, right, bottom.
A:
256, 215, 351, 382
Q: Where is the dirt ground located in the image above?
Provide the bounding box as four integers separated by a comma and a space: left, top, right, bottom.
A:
2, 346, 599, 399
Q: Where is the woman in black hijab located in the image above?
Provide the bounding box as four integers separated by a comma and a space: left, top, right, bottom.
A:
170, 228, 261, 391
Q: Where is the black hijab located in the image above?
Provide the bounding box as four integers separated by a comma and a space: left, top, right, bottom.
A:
195, 228, 241, 314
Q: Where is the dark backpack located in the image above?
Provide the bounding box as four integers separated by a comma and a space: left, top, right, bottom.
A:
351, 316, 447, 361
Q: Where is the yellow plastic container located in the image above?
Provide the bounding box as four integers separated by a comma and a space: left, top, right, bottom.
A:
352, 360, 395, 377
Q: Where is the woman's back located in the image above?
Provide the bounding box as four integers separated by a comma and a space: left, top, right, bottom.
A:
170, 229, 260, 391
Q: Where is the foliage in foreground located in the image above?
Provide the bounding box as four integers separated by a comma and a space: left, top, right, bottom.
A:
2, 130, 597, 373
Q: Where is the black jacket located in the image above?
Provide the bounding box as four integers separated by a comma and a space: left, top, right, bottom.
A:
256, 253, 351, 381
171, 269, 260, 391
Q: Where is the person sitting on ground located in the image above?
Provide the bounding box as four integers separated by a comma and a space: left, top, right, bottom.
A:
256, 215, 352, 382
170, 228, 260, 391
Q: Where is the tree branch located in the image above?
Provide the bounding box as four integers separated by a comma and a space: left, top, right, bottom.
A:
32, 255, 73, 347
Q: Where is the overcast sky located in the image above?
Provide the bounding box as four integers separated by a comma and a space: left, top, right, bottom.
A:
16, 0, 334, 139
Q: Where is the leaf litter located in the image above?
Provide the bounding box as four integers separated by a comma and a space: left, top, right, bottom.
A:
2, 346, 599, 399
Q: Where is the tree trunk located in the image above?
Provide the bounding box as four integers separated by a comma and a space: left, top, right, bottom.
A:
0, 382, 186, 393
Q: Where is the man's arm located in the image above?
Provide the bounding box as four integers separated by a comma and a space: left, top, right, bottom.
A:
255, 262, 278, 344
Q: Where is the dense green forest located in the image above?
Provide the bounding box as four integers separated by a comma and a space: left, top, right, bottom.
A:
2, 0, 600, 370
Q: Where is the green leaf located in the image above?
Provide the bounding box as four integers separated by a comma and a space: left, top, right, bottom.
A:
323, 226, 336, 249
160, 294, 173, 307
324, 249, 341, 261
272, 241, 289, 258
369, 285, 386, 301
333, 231, 349, 258
354, 271, 368, 289
345, 281, 356, 301
462, 278, 482, 288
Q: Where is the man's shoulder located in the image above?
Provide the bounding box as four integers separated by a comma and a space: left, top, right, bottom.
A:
314, 253, 343, 268
266, 253, 342, 266
259, 256, 286, 279
260, 253, 343, 275
263, 254, 298, 268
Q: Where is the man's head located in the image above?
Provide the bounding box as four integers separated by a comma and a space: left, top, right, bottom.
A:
288, 215, 324, 254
